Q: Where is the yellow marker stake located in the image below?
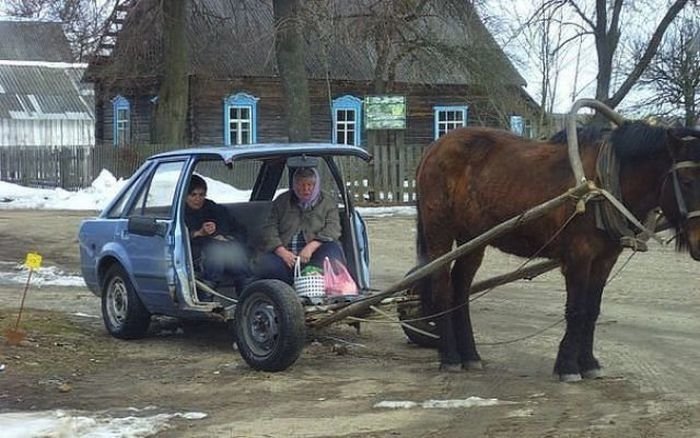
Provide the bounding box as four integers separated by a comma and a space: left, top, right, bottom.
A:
25, 252, 43, 270
6, 252, 42, 345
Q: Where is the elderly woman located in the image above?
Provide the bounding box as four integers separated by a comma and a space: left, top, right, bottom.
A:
254, 167, 345, 284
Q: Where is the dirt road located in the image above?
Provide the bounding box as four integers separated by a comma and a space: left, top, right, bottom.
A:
0, 210, 699, 437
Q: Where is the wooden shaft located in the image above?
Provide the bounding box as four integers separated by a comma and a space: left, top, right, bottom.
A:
311, 182, 592, 328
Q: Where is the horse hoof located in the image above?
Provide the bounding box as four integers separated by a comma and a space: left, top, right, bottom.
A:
581, 368, 604, 379
558, 373, 582, 383
439, 363, 463, 373
462, 361, 483, 371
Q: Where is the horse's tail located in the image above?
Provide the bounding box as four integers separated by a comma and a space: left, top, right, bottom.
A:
414, 196, 433, 316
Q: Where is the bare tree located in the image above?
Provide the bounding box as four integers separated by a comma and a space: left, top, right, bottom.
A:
4, 0, 115, 62
153, 0, 189, 145
273, 0, 311, 142
637, 16, 700, 127
536, 0, 692, 118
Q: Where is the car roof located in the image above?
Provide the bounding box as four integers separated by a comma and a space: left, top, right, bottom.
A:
148, 143, 372, 163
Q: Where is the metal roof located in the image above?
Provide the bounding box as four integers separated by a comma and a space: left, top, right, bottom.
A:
0, 64, 94, 119
94, 0, 525, 87
148, 143, 373, 163
0, 21, 73, 62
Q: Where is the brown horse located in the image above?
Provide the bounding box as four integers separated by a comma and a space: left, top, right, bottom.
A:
415, 120, 700, 381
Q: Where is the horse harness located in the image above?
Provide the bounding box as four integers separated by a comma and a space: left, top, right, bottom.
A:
668, 159, 700, 221
594, 136, 651, 251
594, 136, 700, 250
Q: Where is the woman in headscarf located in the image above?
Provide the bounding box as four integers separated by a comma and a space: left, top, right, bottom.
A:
255, 167, 345, 284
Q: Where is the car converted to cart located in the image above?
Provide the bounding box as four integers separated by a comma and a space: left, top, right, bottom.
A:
78, 143, 372, 372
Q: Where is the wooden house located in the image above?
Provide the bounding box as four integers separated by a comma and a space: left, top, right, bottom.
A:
0, 20, 94, 146
86, 0, 539, 148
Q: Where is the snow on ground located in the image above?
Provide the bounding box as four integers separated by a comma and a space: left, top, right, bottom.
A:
0, 170, 128, 211
373, 396, 514, 409
0, 262, 85, 287
0, 408, 207, 438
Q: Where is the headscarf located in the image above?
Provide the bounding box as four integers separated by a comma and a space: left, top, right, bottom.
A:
293, 167, 321, 210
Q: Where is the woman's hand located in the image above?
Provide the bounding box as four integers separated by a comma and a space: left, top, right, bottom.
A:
193, 221, 217, 238
274, 246, 297, 268
299, 241, 322, 264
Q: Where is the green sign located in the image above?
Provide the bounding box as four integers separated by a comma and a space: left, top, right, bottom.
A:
365, 96, 406, 130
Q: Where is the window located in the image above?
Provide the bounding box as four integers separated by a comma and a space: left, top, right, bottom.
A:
510, 115, 534, 138
112, 95, 130, 146
128, 161, 186, 219
106, 177, 140, 218
332, 95, 362, 145
224, 92, 258, 145
510, 115, 524, 136
433, 105, 468, 139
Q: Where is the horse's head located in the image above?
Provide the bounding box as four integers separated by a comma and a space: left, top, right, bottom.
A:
659, 128, 700, 260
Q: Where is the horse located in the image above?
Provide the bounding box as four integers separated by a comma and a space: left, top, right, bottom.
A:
415, 111, 700, 381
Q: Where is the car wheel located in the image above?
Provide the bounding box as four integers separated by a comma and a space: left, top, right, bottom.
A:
234, 280, 305, 372
101, 264, 151, 339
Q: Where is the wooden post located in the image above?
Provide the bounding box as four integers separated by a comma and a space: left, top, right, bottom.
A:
310, 182, 593, 328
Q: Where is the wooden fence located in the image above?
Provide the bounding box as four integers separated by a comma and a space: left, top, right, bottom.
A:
0, 143, 426, 205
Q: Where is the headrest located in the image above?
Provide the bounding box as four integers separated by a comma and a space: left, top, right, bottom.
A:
287, 155, 319, 168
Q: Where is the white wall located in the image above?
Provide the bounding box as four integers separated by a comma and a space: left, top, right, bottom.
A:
0, 118, 94, 146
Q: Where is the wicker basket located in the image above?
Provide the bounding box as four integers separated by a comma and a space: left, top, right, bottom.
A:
293, 258, 325, 304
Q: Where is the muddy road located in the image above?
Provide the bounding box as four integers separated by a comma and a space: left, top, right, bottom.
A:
0, 209, 699, 437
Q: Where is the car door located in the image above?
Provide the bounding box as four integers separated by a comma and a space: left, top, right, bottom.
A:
121, 159, 187, 314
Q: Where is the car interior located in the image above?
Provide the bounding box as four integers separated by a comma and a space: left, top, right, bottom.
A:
186, 155, 364, 303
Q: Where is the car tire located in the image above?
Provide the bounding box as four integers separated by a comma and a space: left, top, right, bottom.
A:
101, 264, 151, 339
234, 279, 306, 372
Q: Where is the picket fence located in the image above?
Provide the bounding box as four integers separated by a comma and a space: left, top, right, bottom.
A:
0, 143, 426, 205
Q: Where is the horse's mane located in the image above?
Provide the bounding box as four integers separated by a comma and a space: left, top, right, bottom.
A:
549, 121, 668, 160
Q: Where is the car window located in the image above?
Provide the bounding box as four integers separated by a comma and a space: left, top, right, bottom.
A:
127, 160, 186, 219
105, 174, 140, 218
192, 159, 261, 205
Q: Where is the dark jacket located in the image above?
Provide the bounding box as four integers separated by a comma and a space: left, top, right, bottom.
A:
259, 190, 341, 253
185, 199, 246, 259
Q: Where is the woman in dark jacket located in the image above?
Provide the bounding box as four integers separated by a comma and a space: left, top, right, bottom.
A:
185, 174, 251, 296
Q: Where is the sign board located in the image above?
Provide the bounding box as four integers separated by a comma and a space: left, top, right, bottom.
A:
365, 96, 406, 130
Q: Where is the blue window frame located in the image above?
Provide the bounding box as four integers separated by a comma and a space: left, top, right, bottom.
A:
510, 115, 524, 135
433, 105, 468, 139
112, 95, 130, 146
332, 95, 362, 146
224, 92, 258, 145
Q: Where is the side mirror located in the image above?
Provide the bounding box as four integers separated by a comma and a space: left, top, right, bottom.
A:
128, 217, 165, 237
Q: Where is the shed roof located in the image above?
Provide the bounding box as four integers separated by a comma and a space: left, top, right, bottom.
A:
91, 0, 526, 88
0, 21, 73, 62
0, 20, 93, 120
0, 63, 94, 120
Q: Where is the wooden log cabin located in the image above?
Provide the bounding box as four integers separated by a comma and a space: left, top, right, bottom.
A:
85, 0, 539, 149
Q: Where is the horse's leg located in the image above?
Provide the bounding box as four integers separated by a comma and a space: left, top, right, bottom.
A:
578, 252, 620, 379
425, 235, 463, 372
451, 249, 485, 370
554, 256, 593, 382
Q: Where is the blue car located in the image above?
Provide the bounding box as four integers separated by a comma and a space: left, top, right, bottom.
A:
78, 143, 372, 371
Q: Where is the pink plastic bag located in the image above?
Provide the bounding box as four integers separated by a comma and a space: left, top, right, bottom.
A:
323, 257, 358, 296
